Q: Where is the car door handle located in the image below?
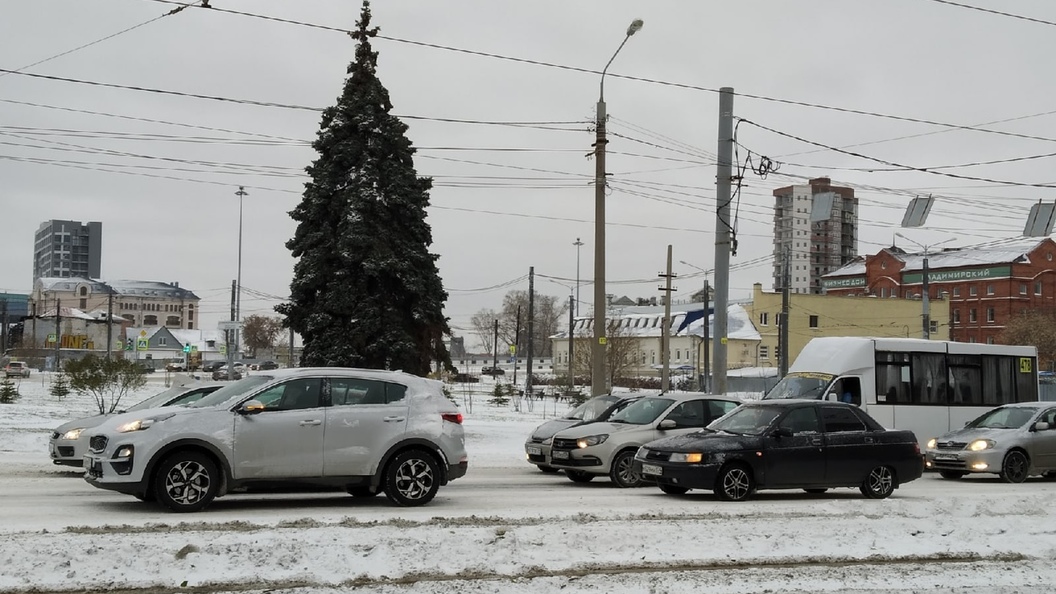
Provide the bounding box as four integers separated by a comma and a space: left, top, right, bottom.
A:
810, 438, 822, 446
383, 416, 406, 422
299, 420, 322, 426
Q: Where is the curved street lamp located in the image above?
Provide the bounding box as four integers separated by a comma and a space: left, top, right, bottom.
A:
591, 19, 643, 396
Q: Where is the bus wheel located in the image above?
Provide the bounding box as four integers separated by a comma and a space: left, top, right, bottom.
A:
1000, 451, 1029, 483
939, 470, 967, 480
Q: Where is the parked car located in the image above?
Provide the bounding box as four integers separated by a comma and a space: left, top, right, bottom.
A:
635, 400, 924, 501
49, 382, 225, 467
524, 393, 645, 473
200, 361, 226, 373
212, 366, 243, 381
926, 402, 1056, 483
165, 361, 186, 372
548, 392, 741, 487
3, 361, 30, 378
258, 360, 280, 370
82, 368, 468, 511
480, 367, 505, 376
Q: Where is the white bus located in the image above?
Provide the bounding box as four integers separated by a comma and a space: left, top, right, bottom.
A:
763, 337, 1039, 446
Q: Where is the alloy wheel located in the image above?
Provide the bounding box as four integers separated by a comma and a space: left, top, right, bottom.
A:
164, 460, 211, 506
1001, 451, 1029, 483
394, 458, 434, 501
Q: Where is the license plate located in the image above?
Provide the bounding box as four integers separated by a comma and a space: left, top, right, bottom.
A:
84, 456, 102, 478
933, 454, 958, 461
552, 450, 570, 460
526, 446, 542, 456
641, 463, 663, 476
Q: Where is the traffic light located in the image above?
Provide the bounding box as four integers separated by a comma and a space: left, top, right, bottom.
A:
183, 344, 191, 353
125, 338, 133, 351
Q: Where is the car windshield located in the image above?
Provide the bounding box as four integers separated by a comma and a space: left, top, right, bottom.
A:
967, 406, 1039, 429
189, 376, 274, 408
126, 385, 198, 412
708, 405, 784, 435
763, 372, 835, 400
564, 395, 619, 421
607, 397, 674, 425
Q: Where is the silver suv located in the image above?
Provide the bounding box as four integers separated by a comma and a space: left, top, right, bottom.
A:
82, 368, 468, 511
548, 392, 741, 487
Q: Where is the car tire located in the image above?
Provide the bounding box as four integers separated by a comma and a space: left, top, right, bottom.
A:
659, 484, 690, 495
153, 451, 220, 513
609, 450, 644, 488
939, 470, 967, 480
383, 450, 440, 507
1000, 450, 1029, 484
565, 470, 595, 483
347, 485, 380, 498
803, 488, 828, 494
860, 465, 896, 499
537, 465, 560, 474
714, 463, 754, 501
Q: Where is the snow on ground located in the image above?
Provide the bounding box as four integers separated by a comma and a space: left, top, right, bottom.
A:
1, 373, 1055, 593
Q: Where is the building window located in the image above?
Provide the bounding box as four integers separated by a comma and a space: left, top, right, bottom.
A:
79, 298, 86, 309
144, 315, 158, 326
1036, 281, 1043, 296
987, 307, 995, 323
953, 309, 960, 324
986, 336, 995, 345
953, 287, 961, 297
969, 309, 977, 323
809, 315, 819, 328
158, 337, 167, 346
759, 312, 769, 326
775, 345, 781, 361
930, 320, 938, 334
987, 284, 995, 296
760, 345, 769, 359
651, 351, 656, 365
1020, 283, 1028, 296
675, 349, 681, 362
969, 337, 977, 343
969, 286, 977, 297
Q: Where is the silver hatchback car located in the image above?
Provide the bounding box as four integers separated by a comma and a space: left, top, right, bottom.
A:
82, 368, 468, 511
548, 392, 741, 487
926, 402, 1056, 482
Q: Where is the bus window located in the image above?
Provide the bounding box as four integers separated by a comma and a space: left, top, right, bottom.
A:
1017, 359, 1039, 403
912, 353, 946, 405
876, 351, 910, 403
982, 355, 1016, 405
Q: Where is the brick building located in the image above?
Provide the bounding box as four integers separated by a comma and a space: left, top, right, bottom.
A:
822, 239, 1056, 344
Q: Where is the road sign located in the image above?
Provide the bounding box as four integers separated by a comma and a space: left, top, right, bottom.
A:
139, 330, 147, 337
218, 321, 242, 331
190, 346, 198, 353
219, 344, 227, 355
47, 333, 57, 344
136, 338, 148, 351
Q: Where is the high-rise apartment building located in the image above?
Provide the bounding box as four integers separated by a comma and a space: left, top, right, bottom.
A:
772, 177, 857, 294
33, 220, 102, 282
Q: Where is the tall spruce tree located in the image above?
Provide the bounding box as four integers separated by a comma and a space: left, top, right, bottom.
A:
277, 1, 452, 375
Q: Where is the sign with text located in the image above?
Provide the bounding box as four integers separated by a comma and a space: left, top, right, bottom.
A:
218, 321, 242, 331
902, 265, 1011, 285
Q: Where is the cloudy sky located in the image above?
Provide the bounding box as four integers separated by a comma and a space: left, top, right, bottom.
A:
2, 0, 1054, 349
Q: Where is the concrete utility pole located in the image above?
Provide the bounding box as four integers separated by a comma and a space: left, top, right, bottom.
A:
105, 285, 114, 361
712, 87, 735, 395
526, 267, 535, 398
702, 279, 710, 392
1, 299, 8, 355
512, 306, 521, 388
234, 186, 248, 358
779, 248, 791, 377
658, 245, 676, 392
492, 319, 499, 374
895, 233, 954, 340
567, 294, 575, 393
54, 298, 61, 370
592, 19, 644, 397
288, 325, 295, 368
227, 280, 235, 380
573, 238, 583, 317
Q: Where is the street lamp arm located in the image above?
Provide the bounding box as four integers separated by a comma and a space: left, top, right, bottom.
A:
598, 19, 643, 101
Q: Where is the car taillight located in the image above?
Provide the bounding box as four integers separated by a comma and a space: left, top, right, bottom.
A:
442, 413, 463, 425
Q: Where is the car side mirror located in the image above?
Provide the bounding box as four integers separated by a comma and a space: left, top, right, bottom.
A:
239, 400, 265, 415
772, 427, 793, 439
658, 419, 677, 430
1034, 421, 1051, 432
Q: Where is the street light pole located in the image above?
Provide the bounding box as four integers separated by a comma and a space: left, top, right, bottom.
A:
895, 233, 954, 340
592, 19, 643, 397
235, 186, 248, 356
573, 238, 583, 317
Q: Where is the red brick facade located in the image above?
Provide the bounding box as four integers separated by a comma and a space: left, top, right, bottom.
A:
823, 239, 1056, 344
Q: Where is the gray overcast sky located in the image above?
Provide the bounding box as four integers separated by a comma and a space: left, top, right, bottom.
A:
2, 0, 1054, 349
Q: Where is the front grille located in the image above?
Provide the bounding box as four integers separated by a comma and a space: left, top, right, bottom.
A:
936, 441, 967, 451
552, 438, 578, 450
89, 435, 108, 453
58, 447, 74, 457
642, 449, 672, 462
931, 459, 968, 470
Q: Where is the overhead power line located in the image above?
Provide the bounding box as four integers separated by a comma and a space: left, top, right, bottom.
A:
926, 0, 1056, 27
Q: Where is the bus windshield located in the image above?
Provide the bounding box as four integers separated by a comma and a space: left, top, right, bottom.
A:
764, 372, 834, 400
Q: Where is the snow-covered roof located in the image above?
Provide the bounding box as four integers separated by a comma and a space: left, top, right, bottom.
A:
34, 277, 199, 300
824, 239, 1050, 278
37, 306, 97, 320
553, 303, 760, 342
169, 329, 226, 352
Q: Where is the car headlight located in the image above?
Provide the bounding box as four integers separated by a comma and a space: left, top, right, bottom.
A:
116, 413, 175, 433
926, 438, 937, 450
968, 439, 995, 452
669, 452, 705, 463
576, 434, 608, 448
61, 428, 84, 440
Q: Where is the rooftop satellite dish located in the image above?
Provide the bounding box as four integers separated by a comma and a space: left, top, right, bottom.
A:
901, 195, 934, 228
1023, 201, 1056, 237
